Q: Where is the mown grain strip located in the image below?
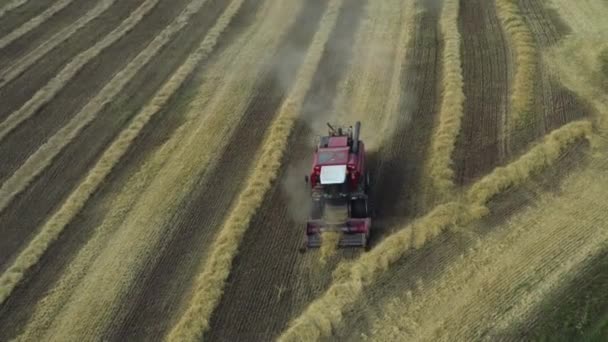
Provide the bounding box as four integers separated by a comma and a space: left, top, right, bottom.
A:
0, 0, 117, 89
278, 120, 592, 341
496, 0, 537, 129
0, 0, 242, 307
165, 1, 345, 341
427, 0, 465, 196
0, 0, 212, 216
0, 0, 74, 50
0, 0, 160, 144
0, 0, 28, 19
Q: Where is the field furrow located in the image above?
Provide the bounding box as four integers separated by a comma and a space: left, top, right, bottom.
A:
453, 0, 510, 186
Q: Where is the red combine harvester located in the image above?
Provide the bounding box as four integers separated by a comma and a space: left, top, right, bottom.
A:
303, 121, 372, 249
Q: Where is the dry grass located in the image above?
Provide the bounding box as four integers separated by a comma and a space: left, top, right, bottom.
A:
427, 0, 464, 197
0, 0, 210, 215
0, 0, 75, 50
0, 0, 160, 143
278, 120, 592, 341
0, 0, 28, 19
496, 0, 537, 129
0, 0, 117, 89
0, 0, 240, 307
166, 1, 345, 340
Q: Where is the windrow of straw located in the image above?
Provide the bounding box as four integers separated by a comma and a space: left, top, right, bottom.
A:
427, 0, 465, 198
0, 0, 28, 19
278, 120, 592, 341
0, 0, 118, 89
0, 0, 75, 50
0, 0, 160, 143
0, 0, 243, 307
496, 0, 537, 129
165, 1, 345, 341
0, 0, 211, 214
13, 1, 291, 339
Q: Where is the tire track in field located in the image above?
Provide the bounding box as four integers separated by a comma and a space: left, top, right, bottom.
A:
202, 1, 365, 340
0, 0, 243, 337
0, 0, 222, 229
0, 1, 264, 338
0, 0, 182, 271
0, 0, 118, 89
0, 0, 76, 50
453, 0, 509, 185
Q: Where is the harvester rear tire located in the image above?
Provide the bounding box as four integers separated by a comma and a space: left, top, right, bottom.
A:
351, 199, 368, 218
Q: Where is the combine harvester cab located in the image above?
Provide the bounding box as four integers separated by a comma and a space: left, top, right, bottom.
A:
303, 121, 372, 250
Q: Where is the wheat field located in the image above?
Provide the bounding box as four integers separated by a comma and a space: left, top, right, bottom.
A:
0, 0, 606, 340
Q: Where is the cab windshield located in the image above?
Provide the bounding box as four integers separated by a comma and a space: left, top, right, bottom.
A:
317, 149, 348, 165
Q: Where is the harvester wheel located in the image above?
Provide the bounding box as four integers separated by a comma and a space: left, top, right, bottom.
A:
351, 199, 368, 218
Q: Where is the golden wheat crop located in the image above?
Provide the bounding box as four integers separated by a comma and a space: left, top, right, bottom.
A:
0, 0, 160, 144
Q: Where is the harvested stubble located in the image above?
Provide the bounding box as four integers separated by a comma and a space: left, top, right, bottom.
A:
496, 0, 536, 129
427, 0, 464, 197
278, 120, 592, 341
0, 0, 242, 307
0, 0, 28, 19
14, 1, 291, 338
0, 0, 75, 50
0, 0, 118, 89
0, 0, 210, 215
0, 0, 160, 144
166, 1, 345, 340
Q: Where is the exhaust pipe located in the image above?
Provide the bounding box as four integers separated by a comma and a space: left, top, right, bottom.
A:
352, 121, 361, 153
